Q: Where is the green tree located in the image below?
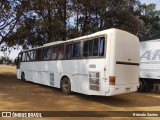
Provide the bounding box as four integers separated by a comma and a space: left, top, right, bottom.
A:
1, 0, 160, 48
138, 3, 160, 41
6, 0, 74, 47
71, 0, 146, 38
0, 0, 30, 46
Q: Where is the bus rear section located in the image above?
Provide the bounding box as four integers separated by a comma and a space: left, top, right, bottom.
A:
106, 29, 139, 96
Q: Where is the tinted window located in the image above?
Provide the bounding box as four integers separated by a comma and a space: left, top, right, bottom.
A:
26, 52, 30, 61
66, 44, 72, 59
83, 40, 94, 57
83, 37, 105, 57
36, 49, 41, 61
73, 42, 80, 57
42, 47, 52, 60
88, 40, 93, 56
58, 45, 64, 59
22, 52, 26, 61
51, 46, 58, 60
83, 41, 88, 57
93, 38, 99, 56
30, 50, 36, 60
99, 37, 105, 56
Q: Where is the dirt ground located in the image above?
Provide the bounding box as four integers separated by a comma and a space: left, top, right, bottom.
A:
0, 65, 160, 120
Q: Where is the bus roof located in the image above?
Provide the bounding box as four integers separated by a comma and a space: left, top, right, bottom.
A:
22, 28, 133, 52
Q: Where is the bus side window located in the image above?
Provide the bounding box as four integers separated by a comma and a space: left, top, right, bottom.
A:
22, 52, 26, 62
83, 41, 88, 57
73, 42, 80, 58
26, 51, 31, 61
42, 48, 47, 60
99, 37, 105, 56
88, 40, 93, 56
52, 46, 58, 60
93, 38, 99, 56
42, 48, 52, 60
36, 49, 41, 61
58, 45, 64, 59
83, 40, 94, 57
66, 44, 72, 59
30, 50, 35, 61
45, 47, 52, 60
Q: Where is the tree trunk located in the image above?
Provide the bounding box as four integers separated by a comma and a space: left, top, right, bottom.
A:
76, 0, 79, 35
82, 8, 88, 35
63, 0, 67, 41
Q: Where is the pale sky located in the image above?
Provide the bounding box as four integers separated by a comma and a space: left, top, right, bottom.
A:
140, 0, 160, 10
0, 47, 21, 60
0, 0, 160, 60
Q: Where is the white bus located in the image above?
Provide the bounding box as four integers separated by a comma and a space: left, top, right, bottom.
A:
16, 28, 140, 96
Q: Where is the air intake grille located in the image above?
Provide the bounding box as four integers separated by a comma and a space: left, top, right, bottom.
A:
50, 73, 54, 86
89, 72, 100, 91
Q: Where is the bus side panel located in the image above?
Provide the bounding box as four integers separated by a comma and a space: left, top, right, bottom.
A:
57, 60, 88, 94
19, 60, 88, 93
87, 59, 108, 95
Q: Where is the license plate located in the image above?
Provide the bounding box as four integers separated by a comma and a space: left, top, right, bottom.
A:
125, 88, 130, 91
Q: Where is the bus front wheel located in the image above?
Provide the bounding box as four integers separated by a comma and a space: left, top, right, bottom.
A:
61, 77, 71, 94
21, 72, 26, 81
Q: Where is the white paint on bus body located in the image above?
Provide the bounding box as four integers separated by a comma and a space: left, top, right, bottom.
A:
16, 28, 139, 96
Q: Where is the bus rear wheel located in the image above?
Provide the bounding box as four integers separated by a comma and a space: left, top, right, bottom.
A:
138, 80, 145, 92
138, 79, 149, 92
21, 72, 26, 81
61, 77, 71, 94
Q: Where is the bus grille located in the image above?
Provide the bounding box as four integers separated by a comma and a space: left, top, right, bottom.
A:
89, 72, 100, 91
50, 73, 54, 86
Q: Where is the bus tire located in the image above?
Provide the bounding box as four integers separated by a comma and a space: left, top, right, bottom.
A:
21, 72, 26, 81
138, 79, 149, 92
61, 77, 71, 94
138, 80, 145, 92
149, 84, 154, 91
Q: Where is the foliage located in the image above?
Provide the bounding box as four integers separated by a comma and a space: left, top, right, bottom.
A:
0, 56, 13, 64
0, 0, 160, 48
138, 3, 160, 41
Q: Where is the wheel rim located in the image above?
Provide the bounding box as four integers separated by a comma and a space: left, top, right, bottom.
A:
63, 81, 69, 91
61, 77, 71, 94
